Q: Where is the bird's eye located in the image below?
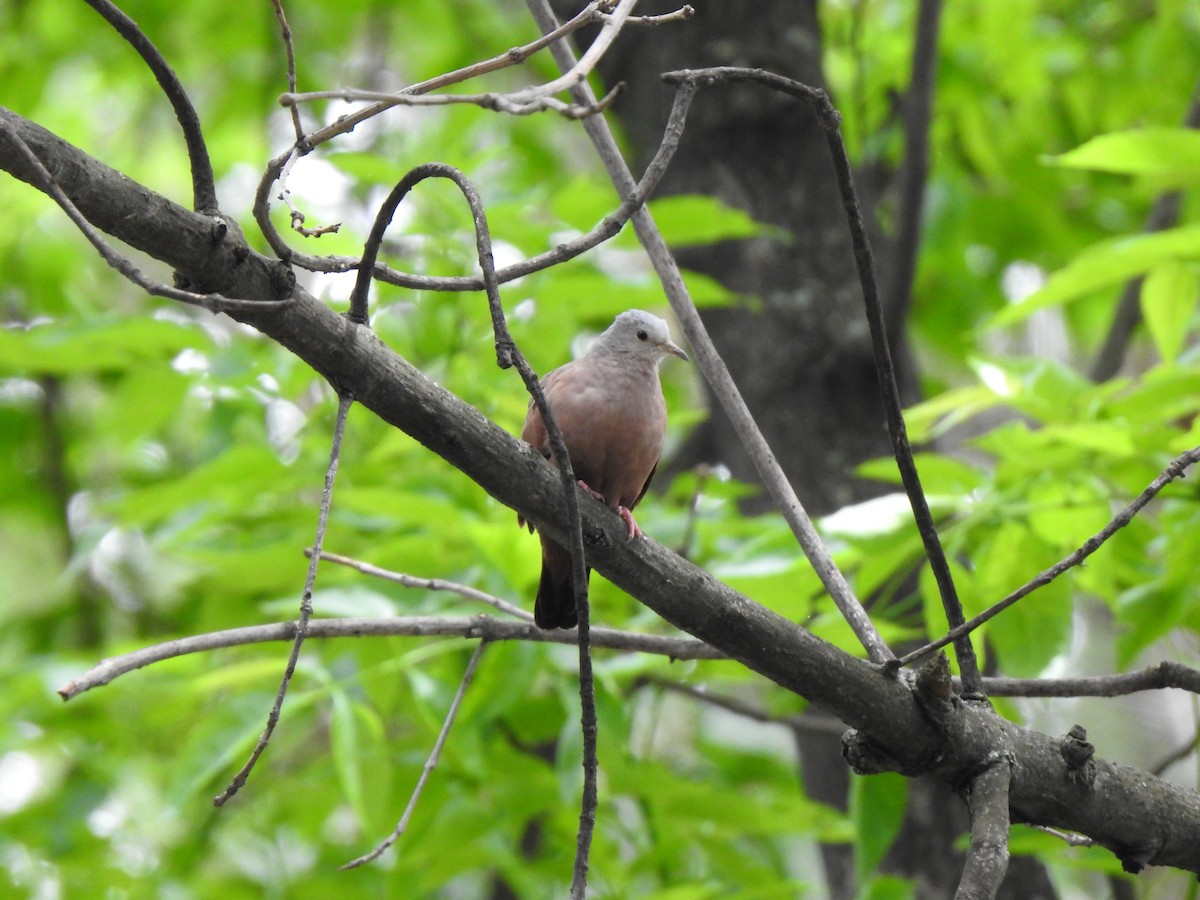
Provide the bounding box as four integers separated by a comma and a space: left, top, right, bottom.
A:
636, 329, 648, 341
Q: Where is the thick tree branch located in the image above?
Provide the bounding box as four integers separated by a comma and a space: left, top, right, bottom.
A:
8, 107, 1200, 877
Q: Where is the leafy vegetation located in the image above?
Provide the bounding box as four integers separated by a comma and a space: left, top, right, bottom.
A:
2, 1, 1199, 897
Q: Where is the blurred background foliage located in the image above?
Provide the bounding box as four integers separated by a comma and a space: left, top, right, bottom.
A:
1, 0, 1199, 897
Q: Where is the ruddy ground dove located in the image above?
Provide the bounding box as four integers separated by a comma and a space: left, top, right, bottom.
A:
520, 310, 688, 629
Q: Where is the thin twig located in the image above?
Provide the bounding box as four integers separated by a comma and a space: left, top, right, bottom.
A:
1030, 825, 1096, 848
341, 157, 603, 892
297, 0, 613, 153
660, 65, 975, 687
460, 164, 601, 900
269, 0, 304, 143
213, 393, 354, 806
308, 549, 533, 621
280, 83, 621, 120
0, 125, 289, 314
973, 660, 1200, 699
341, 640, 489, 869
82, 0, 218, 213
56, 615, 724, 701
901, 445, 1200, 668
1152, 728, 1200, 777
253, 66, 688, 294
506, 0, 636, 107
522, 10, 894, 665
619, 5, 695, 25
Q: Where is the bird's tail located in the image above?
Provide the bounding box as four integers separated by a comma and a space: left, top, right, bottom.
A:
534, 538, 589, 629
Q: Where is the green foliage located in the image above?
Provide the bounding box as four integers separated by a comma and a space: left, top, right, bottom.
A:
3, 1, 1200, 898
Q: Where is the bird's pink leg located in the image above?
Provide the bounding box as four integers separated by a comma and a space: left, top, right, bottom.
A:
576, 480, 641, 540
617, 506, 642, 540
576, 479, 605, 501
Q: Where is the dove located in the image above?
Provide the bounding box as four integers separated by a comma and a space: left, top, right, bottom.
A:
520, 310, 688, 629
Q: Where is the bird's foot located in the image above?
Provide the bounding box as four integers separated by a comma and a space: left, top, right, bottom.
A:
576, 479, 605, 501
617, 505, 642, 540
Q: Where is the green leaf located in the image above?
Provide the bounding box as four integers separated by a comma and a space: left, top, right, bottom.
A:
330, 687, 367, 827
1140, 262, 1199, 363
646, 194, 777, 246
986, 225, 1200, 328
851, 772, 908, 880
1049, 129, 1200, 185
0, 317, 206, 375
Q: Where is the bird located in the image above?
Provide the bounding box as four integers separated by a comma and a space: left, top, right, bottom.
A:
520, 310, 688, 629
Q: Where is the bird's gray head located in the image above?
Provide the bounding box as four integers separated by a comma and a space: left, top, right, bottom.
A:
587, 310, 689, 365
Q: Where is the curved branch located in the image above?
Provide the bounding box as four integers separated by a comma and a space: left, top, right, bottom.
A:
252, 71, 692, 293
82, 0, 218, 213
342, 641, 489, 869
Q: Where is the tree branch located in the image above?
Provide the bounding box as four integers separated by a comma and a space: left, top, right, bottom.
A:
659, 64, 980, 692
213, 392, 353, 806
956, 754, 1012, 900
341, 640, 489, 869
83, 0, 218, 213
901, 445, 1200, 668
56, 615, 724, 702
973, 660, 1200, 699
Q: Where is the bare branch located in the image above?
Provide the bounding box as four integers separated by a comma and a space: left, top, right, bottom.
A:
642, 677, 846, 738
82, 0, 217, 212
0, 123, 289, 314
341, 641, 489, 869
297, 0, 614, 152
270, 0, 304, 143
506, 0, 636, 107
902, 445, 1200, 668
253, 75, 690, 295
524, 6, 895, 665
956, 754, 1012, 900
213, 393, 353, 806
619, 5, 695, 25
975, 660, 1200, 699
56, 615, 724, 701
660, 64, 977, 689
310, 549, 533, 621
280, 83, 620, 120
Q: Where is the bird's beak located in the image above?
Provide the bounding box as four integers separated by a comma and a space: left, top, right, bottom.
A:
664, 339, 688, 362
